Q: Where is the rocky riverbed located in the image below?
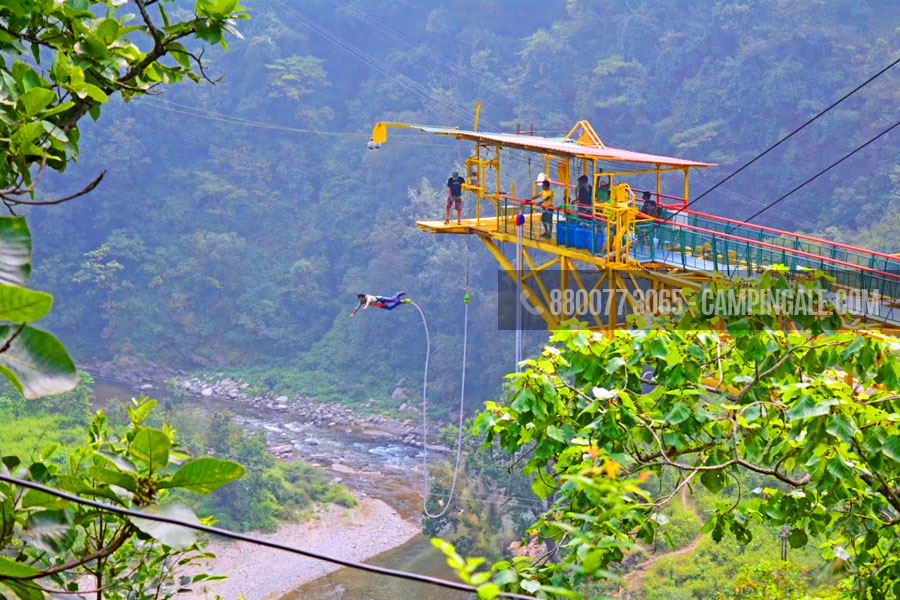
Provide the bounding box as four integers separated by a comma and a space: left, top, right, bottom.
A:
84, 359, 447, 452
178, 375, 427, 444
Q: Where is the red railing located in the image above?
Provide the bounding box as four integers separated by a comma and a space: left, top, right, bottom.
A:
496, 194, 900, 282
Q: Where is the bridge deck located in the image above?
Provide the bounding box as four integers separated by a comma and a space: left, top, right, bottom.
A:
416, 215, 900, 328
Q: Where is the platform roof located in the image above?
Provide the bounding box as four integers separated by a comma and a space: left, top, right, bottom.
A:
416, 126, 714, 168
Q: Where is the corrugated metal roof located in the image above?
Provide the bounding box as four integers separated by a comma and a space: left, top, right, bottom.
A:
417, 126, 715, 168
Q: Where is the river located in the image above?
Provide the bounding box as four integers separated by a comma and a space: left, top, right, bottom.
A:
90, 376, 470, 599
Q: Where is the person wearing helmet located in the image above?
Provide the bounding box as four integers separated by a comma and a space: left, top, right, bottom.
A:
595, 168, 611, 203
349, 291, 408, 318
445, 170, 465, 225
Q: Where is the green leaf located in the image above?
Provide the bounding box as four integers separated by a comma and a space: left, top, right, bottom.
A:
0, 284, 52, 322
826, 457, 852, 480
96, 18, 120, 43
159, 457, 245, 494
582, 549, 604, 574
0, 0, 29, 18
0, 325, 77, 399
784, 395, 829, 422
648, 337, 668, 359
17, 87, 54, 118
129, 427, 171, 471
82, 83, 108, 103
840, 336, 864, 361
21, 488, 67, 509
89, 466, 138, 492
39, 100, 76, 118
605, 357, 625, 373
664, 401, 691, 425
882, 437, 900, 464
826, 414, 857, 444
96, 451, 137, 473
0, 556, 39, 577
531, 473, 555, 499
22, 510, 76, 553
127, 398, 157, 424
167, 42, 191, 69
40, 442, 59, 460
0, 217, 32, 287
788, 527, 808, 549
493, 568, 517, 586
477, 583, 500, 599
55, 474, 123, 504
546, 425, 565, 442
76, 36, 109, 61
700, 469, 726, 495
131, 503, 199, 550
1, 580, 44, 600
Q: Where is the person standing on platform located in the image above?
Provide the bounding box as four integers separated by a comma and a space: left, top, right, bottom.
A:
445, 170, 465, 225
531, 179, 555, 239
575, 174, 593, 214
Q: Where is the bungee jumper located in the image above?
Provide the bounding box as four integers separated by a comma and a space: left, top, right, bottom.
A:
348, 291, 409, 318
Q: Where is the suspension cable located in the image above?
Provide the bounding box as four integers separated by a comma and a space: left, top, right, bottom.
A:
665, 53, 900, 222
734, 117, 900, 227
0, 474, 536, 599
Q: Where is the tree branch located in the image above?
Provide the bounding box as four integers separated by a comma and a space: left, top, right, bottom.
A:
11, 525, 133, 580
134, 0, 163, 50
0, 171, 105, 206
0, 323, 26, 355
636, 469, 698, 509
169, 47, 222, 85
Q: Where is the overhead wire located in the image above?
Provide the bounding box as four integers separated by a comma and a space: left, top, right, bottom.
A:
733, 117, 900, 226
326, 0, 900, 233
326, 0, 831, 231
664, 53, 900, 222
325, 0, 570, 126
137, 99, 451, 147
0, 474, 538, 600
274, 1, 490, 130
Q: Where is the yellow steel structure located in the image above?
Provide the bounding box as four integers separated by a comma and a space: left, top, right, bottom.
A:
372, 112, 900, 333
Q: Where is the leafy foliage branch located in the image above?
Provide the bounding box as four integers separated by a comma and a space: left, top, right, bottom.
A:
0, 398, 245, 600
440, 272, 900, 598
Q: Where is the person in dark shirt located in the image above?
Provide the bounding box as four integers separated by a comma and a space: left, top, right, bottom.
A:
638, 191, 661, 251
575, 174, 593, 214
640, 190, 659, 217
445, 170, 465, 225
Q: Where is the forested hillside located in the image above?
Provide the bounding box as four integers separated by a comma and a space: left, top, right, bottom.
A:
29, 0, 900, 407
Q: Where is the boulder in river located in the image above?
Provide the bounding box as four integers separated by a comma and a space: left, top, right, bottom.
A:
268, 444, 294, 456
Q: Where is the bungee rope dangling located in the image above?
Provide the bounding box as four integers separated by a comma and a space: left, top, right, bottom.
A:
416, 234, 470, 519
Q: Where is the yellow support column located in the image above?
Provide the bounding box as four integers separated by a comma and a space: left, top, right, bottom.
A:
481, 236, 559, 330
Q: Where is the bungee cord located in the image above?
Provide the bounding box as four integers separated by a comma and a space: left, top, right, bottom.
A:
411, 239, 469, 518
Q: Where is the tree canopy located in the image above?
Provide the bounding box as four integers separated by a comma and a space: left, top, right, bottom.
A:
453, 274, 900, 598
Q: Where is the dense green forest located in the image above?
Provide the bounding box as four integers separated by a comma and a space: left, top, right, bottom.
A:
27, 0, 900, 409
4, 1, 900, 599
